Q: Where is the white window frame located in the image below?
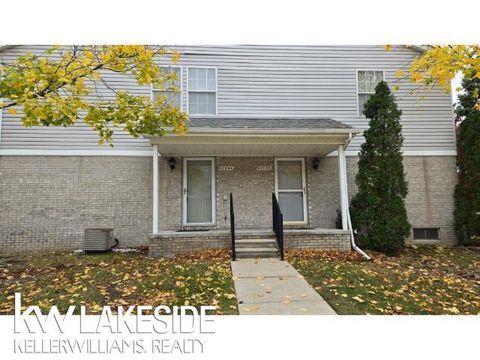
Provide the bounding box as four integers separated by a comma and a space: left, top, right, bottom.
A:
182, 157, 216, 226
151, 66, 183, 110
274, 157, 308, 225
186, 66, 218, 116
356, 69, 385, 116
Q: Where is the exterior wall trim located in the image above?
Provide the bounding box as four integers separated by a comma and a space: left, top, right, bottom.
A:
0, 149, 457, 157
0, 149, 153, 156
327, 150, 458, 157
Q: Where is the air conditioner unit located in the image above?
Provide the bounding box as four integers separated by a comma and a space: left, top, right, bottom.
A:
83, 228, 118, 253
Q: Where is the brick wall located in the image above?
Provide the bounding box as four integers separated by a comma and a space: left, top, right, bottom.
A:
284, 230, 351, 251
403, 156, 457, 245
307, 155, 457, 245
158, 157, 182, 230
0, 154, 457, 252
149, 232, 230, 258
216, 157, 274, 229
0, 156, 152, 252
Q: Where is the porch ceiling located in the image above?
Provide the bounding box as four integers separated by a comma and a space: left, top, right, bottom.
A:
148, 116, 362, 157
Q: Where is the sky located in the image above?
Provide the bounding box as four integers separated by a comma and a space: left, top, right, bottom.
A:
451, 73, 463, 105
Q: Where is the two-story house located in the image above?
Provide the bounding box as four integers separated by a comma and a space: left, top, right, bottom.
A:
0, 45, 457, 257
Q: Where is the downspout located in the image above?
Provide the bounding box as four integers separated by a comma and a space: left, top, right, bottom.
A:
343, 133, 372, 261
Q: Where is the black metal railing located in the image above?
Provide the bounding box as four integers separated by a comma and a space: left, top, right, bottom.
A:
272, 193, 285, 261
230, 192, 236, 261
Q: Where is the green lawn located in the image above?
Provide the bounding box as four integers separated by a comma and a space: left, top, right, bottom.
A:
288, 246, 480, 315
0, 249, 238, 315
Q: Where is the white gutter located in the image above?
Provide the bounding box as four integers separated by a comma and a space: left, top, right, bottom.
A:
343, 132, 372, 261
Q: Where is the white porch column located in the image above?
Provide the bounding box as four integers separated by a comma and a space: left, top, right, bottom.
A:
152, 145, 159, 234
338, 144, 348, 230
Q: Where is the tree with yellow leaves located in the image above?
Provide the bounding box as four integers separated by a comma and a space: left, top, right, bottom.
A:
0, 46, 188, 145
395, 45, 480, 245
388, 45, 480, 109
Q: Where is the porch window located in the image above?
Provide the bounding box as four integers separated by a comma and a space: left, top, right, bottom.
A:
188, 67, 217, 115
152, 66, 182, 108
357, 70, 384, 115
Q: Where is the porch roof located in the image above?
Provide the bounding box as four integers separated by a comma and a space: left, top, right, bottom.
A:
181, 116, 353, 130
149, 116, 362, 157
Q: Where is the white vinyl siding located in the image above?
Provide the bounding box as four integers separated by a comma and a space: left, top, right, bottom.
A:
357, 70, 384, 116
152, 66, 182, 108
188, 67, 217, 115
0, 45, 456, 154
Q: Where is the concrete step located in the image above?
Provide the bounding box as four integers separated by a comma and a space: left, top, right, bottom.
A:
234, 230, 275, 240
235, 247, 279, 259
235, 239, 278, 249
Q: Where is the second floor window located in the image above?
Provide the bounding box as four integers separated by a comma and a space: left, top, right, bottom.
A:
188, 67, 217, 115
152, 66, 182, 108
357, 70, 384, 115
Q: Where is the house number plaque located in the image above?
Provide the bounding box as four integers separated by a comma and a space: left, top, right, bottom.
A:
219, 165, 234, 171
256, 165, 272, 171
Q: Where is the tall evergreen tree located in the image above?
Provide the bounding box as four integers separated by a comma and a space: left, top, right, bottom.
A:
350, 81, 411, 255
454, 74, 480, 245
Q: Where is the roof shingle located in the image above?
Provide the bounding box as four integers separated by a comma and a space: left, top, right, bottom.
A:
187, 117, 352, 130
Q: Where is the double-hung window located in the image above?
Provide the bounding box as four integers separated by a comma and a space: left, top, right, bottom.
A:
357, 70, 384, 115
152, 66, 182, 108
188, 67, 217, 115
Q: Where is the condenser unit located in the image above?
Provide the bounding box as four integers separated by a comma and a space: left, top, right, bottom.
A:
83, 228, 118, 253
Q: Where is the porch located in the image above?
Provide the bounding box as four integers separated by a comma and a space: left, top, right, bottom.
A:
150, 228, 351, 258
147, 116, 362, 258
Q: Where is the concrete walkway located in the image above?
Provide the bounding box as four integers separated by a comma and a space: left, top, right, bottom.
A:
231, 258, 336, 315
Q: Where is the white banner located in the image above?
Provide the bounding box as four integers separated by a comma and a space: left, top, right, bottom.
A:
1, 313, 478, 360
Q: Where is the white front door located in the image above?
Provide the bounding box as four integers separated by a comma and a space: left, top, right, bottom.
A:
183, 158, 216, 225
275, 158, 307, 224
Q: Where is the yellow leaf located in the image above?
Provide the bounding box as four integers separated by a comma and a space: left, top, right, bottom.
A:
171, 50, 181, 64
395, 69, 404, 78
446, 306, 460, 314
384, 45, 392, 51
352, 296, 365, 303
8, 108, 17, 115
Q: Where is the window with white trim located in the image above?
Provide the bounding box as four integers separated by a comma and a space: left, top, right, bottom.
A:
357, 70, 384, 115
188, 67, 217, 115
152, 66, 182, 108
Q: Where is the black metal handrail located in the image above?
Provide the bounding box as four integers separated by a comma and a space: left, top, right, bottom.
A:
230, 192, 236, 261
272, 193, 284, 261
